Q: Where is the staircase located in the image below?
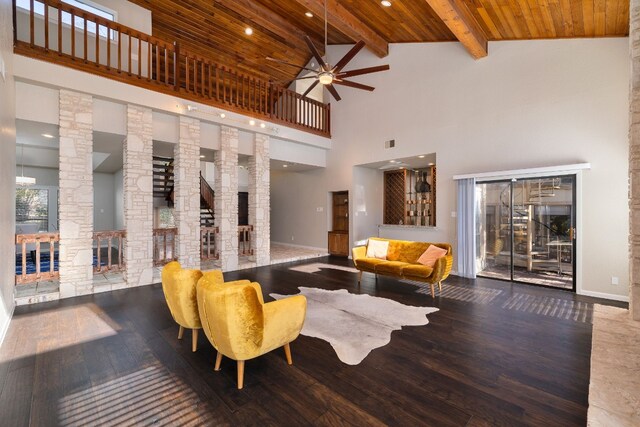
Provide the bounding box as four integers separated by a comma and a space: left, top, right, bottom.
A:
152, 156, 215, 226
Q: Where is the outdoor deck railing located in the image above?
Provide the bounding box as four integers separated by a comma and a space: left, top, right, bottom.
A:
14, 0, 330, 137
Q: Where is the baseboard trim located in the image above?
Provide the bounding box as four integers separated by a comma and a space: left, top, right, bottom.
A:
271, 241, 328, 253
578, 290, 629, 302
0, 302, 15, 347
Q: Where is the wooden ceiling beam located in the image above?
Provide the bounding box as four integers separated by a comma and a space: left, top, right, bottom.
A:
290, 0, 389, 58
424, 0, 488, 58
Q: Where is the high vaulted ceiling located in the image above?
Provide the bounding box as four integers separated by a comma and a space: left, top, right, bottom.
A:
127, 0, 629, 85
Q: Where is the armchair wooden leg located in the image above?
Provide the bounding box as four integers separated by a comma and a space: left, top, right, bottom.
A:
237, 360, 245, 390
430, 283, 435, 298
438, 281, 442, 292
284, 343, 293, 365
192, 329, 198, 352
357, 270, 362, 285
178, 326, 184, 340
214, 351, 223, 371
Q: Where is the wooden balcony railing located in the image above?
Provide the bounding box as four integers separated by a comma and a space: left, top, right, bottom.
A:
238, 225, 254, 257
93, 230, 125, 273
14, 0, 331, 137
15, 232, 59, 284
153, 227, 177, 266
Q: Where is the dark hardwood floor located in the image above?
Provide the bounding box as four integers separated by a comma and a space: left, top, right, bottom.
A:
0, 256, 627, 426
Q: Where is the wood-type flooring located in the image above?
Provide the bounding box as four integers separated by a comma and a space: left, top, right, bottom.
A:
0, 256, 627, 426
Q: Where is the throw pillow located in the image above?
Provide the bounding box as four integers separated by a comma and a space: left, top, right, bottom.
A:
366, 239, 389, 260
417, 245, 448, 267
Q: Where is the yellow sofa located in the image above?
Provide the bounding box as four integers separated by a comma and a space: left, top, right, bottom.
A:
352, 238, 453, 298
196, 272, 307, 389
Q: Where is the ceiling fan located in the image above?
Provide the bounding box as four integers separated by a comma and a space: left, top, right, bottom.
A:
266, 1, 389, 101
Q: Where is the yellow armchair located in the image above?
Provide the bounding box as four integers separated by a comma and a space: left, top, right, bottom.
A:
161, 261, 211, 352
197, 272, 307, 389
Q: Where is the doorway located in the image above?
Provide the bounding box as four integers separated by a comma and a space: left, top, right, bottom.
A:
475, 175, 576, 290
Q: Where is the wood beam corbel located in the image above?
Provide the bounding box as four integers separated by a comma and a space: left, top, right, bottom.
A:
290, 0, 388, 58
424, 0, 488, 59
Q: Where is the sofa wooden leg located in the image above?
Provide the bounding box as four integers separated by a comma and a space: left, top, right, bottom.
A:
357, 270, 362, 285
214, 351, 223, 371
178, 326, 184, 340
192, 329, 198, 352
284, 343, 293, 365
430, 283, 435, 298
237, 360, 245, 389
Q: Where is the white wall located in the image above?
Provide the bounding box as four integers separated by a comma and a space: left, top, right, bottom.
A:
290, 39, 628, 299
114, 168, 124, 230
94, 172, 116, 231
351, 166, 384, 245
16, 166, 58, 186
0, 0, 16, 343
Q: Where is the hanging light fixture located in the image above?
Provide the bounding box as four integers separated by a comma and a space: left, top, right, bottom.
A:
16, 145, 36, 186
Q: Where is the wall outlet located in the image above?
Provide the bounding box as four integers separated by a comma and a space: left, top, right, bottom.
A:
316, 207, 323, 212
611, 276, 619, 285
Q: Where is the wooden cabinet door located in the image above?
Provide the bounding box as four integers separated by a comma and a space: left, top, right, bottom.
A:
328, 232, 348, 256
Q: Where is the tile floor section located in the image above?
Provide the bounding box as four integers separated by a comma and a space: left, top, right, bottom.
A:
587, 304, 640, 426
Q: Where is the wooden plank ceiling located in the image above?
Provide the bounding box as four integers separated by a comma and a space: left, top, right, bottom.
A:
127, 0, 629, 84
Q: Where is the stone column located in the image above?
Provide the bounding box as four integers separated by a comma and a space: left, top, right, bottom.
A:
249, 133, 270, 266
630, 0, 640, 321
175, 116, 201, 269
123, 105, 154, 287
215, 126, 239, 271
58, 90, 94, 298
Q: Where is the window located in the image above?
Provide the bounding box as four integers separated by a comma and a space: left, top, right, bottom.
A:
158, 208, 175, 228
16, 188, 49, 232
17, 0, 116, 39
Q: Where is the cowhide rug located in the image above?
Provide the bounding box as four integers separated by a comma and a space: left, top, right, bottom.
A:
270, 287, 439, 365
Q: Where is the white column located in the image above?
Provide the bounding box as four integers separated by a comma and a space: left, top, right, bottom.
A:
249, 133, 270, 266
630, 0, 640, 321
123, 105, 154, 287
58, 90, 93, 298
175, 116, 202, 269
215, 126, 239, 271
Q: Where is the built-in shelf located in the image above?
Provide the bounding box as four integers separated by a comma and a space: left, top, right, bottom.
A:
384, 166, 436, 227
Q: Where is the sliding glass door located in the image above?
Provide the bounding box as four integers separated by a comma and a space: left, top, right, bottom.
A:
475, 175, 576, 290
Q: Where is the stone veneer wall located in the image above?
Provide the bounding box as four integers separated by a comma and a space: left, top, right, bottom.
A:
58, 90, 94, 298
124, 105, 154, 286
249, 133, 270, 266
175, 116, 202, 269
631, 0, 640, 321
215, 126, 239, 271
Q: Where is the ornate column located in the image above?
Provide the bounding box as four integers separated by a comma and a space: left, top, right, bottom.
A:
123, 105, 154, 287
249, 133, 270, 266
215, 126, 239, 271
630, 0, 640, 320
175, 116, 202, 269
58, 90, 93, 298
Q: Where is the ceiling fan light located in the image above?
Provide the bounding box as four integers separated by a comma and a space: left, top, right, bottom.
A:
318, 72, 333, 85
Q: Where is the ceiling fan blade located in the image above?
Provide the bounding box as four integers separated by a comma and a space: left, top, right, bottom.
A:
266, 57, 317, 73
337, 64, 390, 79
302, 80, 320, 98
325, 84, 341, 101
333, 79, 375, 91
304, 35, 328, 71
332, 41, 366, 73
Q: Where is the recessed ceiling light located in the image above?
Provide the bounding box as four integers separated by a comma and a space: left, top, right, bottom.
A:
418, 155, 425, 158
249, 119, 256, 126
245, 27, 253, 36
381, 0, 392, 7
389, 160, 397, 163
428, 162, 435, 166
42, 133, 54, 138
260, 123, 266, 129
199, 155, 205, 158
305, 11, 313, 18
283, 164, 288, 168
219, 113, 226, 119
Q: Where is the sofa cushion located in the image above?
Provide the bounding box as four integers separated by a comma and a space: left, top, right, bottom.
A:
366, 239, 389, 260
417, 245, 448, 267
375, 261, 408, 276
356, 258, 387, 272
387, 240, 431, 263
402, 264, 434, 278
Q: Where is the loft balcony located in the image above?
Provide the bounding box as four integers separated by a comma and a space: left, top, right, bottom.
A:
13, 0, 330, 137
